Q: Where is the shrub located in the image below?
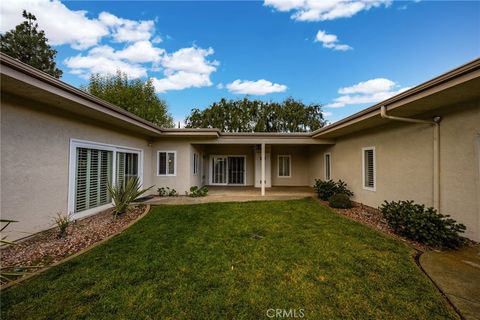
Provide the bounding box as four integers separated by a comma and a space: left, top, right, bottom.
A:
157, 187, 167, 197
53, 212, 71, 238
313, 179, 353, 201
328, 193, 352, 209
379, 200, 466, 248
157, 187, 178, 197
187, 186, 208, 197
107, 177, 153, 216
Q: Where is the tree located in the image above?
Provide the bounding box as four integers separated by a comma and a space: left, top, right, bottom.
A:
82, 72, 174, 128
185, 97, 326, 132
1, 10, 62, 78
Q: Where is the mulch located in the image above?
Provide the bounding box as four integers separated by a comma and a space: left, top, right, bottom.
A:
316, 198, 429, 251
1, 205, 145, 271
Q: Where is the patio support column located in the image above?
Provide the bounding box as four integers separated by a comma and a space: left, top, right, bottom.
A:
261, 143, 265, 196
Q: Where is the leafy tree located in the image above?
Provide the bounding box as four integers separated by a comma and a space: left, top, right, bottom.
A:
82, 72, 174, 128
0, 10, 62, 78
185, 97, 326, 132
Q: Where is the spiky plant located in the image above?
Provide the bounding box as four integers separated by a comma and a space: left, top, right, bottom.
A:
107, 177, 153, 216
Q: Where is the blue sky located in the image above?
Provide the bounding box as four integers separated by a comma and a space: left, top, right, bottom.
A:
1, 1, 479, 125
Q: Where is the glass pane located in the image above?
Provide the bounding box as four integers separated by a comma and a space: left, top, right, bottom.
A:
159, 152, 166, 175
168, 152, 175, 175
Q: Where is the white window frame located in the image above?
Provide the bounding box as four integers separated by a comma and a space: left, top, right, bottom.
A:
324, 152, 331, 180
277, 155, 292, 178
157, 150, 177, 176
193, 152, 199, 176
68, 139, 143, 220
362, 146, 376, 191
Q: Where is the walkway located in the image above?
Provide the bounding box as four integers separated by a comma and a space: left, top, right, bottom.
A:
420, 245, 480, 320
144, 186, 315, 205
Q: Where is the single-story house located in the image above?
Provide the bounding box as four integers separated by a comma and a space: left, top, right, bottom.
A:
1, 53, 479, 241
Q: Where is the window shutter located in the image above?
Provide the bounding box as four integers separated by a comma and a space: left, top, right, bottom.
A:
116, 152, 126, 188
75, 148, 112, 213
364, 149, 375, 188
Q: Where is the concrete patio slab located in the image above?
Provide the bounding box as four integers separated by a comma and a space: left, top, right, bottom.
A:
143, 186, 316, 205
420, 245, 480, 320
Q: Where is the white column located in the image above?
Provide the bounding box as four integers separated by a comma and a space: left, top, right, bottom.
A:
261, 143, 265, 196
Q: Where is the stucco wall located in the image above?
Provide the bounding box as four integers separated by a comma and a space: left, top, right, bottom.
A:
150, 139, 192, 194
271, 145, 310, 186
1, 98, 153, 240
307, 102, 480, 241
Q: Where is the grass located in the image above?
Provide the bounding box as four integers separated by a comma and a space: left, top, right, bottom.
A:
1, 199, 457, 319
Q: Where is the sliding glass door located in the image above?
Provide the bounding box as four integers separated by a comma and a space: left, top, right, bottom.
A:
212, 156, 228, 185
211, 156, 245, 185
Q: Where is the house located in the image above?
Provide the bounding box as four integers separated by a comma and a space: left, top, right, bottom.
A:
1, 53, 479, 241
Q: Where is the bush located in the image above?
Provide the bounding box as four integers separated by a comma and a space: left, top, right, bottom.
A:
379, 200, 466, 248
157, 187, 178, 197
187, 186, 208, 197
107, 177, 153, 216
53, 212, 71, 238
328, 193, 352, 209
313, 179, 353, 201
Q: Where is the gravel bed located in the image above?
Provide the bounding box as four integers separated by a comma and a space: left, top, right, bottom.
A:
1, 205, 146, 270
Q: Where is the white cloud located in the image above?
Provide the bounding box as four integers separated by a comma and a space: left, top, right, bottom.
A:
0, 0, 108, 50
265, 0, 392, 22
98, 12, 155, 43
315, 30, 352, 51
64, 43, 158, 79
226, 79, 287, 95
0, 0, 157, 50
326, 78, 410, 108
151, 47, 219, 93
323, 111, 333, 117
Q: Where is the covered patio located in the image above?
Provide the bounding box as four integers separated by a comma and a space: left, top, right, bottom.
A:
144, 186, 316, 205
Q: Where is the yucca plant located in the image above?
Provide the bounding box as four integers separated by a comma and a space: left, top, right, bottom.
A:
107, 177, 153, 216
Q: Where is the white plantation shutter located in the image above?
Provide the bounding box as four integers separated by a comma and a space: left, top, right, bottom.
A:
117, 152, 139, 187
75, 148, 112, 212
363, 148, 375, 189
324, 153, 331, 180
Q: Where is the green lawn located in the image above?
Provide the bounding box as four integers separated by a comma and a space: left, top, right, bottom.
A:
1, 199, 457, 319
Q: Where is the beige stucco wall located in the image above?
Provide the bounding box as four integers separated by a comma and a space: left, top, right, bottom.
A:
271, 145, 310, 186
150, 139, 193, 194
1, 98, 153, 241
307, 102, 480, 241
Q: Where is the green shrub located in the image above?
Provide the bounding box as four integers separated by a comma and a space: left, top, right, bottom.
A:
53, 212, 71, 238
379, 200, 466, 248
187, 186, 208, 197
328, 193, 352, 209
157, 187, 167, 197
313, 179, 353, 201
157, 187, 178, 197
107, 177, 153, 216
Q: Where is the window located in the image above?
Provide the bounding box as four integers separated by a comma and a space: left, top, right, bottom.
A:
278, 155, 291, 177
158, 151, 176, 176
193, 153, 199, 175
116, 152, 139, 187
362, 147, 375, 191
75, 148, 113, 213
70, 140, 142, 215
324, 153, 331, 180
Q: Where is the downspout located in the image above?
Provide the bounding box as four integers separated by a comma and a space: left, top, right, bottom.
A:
380, 106, 442, 211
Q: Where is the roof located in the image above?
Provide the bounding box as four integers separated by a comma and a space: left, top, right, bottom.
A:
1, 52, 479, 140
